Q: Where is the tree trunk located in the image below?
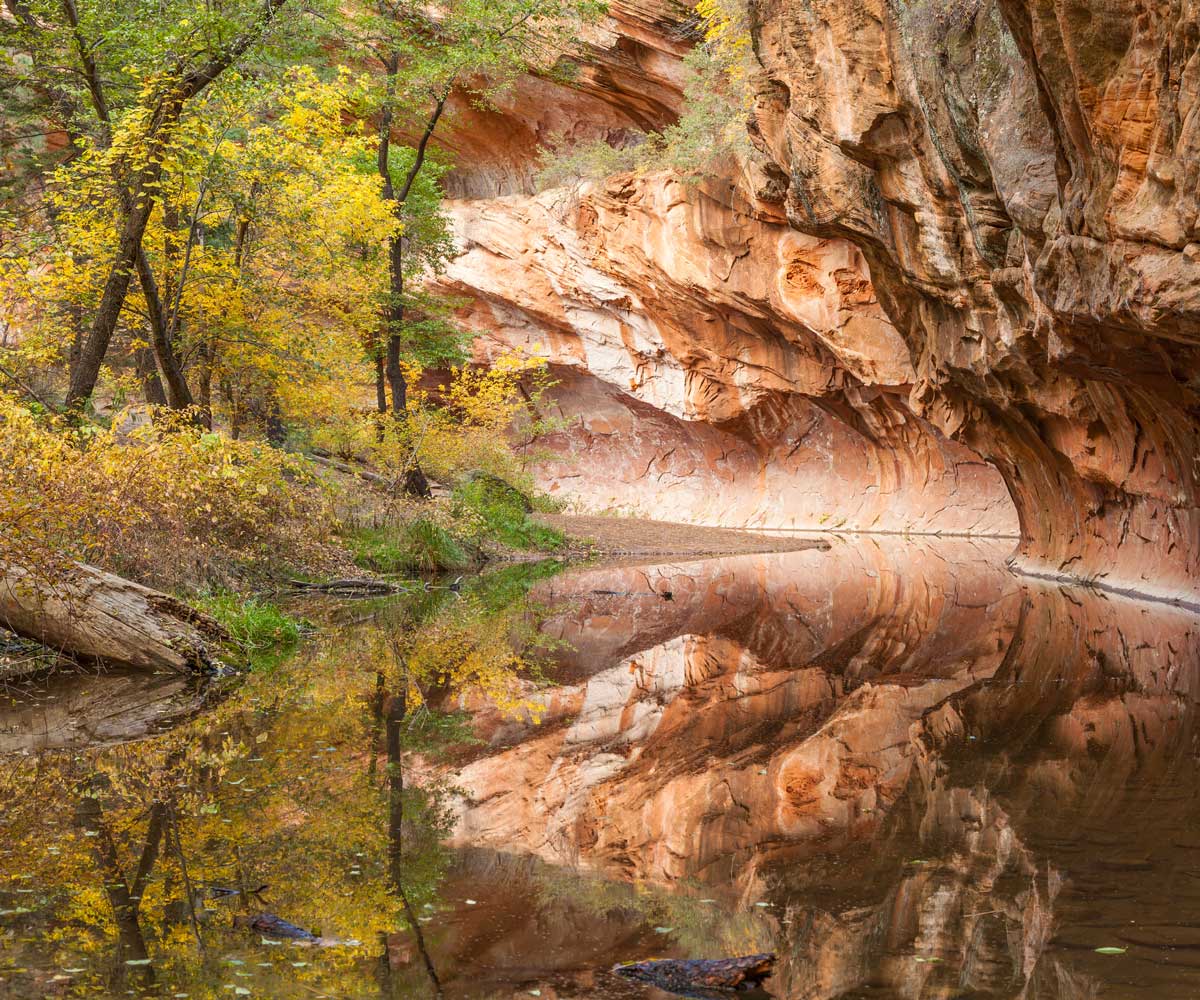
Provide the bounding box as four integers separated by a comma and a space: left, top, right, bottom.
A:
62, 0, 294, 410
66, 164, 164, 408
135, 345, 167, 406
0, 562, 228, 673
136, 248, 194, 410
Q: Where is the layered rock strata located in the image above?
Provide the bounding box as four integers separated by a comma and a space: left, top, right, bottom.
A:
438, 178, 1019, 534
747, 0, 1200, 601
431, 0, 1200, 601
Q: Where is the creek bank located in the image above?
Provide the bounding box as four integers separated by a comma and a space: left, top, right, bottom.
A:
533, 514, 832, 558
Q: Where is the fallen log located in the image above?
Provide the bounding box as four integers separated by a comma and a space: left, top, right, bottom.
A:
287, 578, 411, 595
614, 954, 776, 995
307, 451, 392, 488
0, 561, 228, 673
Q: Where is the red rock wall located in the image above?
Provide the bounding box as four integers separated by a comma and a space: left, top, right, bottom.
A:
437, 174, 1019, 535
433, 0, 1200, 600
748, 0, 1200, 601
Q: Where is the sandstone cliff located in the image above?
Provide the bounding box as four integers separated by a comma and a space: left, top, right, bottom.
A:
430, 0, 1200, 604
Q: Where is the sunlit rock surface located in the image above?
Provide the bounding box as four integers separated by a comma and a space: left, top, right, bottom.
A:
431, 0, 1200, 602
748, 0, 1200, 603
436, 179, 1018, 534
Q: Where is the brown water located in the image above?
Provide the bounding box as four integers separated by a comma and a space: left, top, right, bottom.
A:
2, 536, 1199, 999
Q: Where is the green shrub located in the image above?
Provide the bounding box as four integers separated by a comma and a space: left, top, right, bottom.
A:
349, 520, 472, 574
454, 474, 565, 551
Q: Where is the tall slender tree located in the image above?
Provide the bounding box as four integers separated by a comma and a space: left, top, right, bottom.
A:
349, 0, 608, 418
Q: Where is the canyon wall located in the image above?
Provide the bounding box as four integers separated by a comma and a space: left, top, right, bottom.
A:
439, 180, 1017, 533
748, 0, 1200, 602
435, 0, 1200, 600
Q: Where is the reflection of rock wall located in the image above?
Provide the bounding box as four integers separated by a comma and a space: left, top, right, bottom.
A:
443, 542, 1200, 998
447, 538, 1023, 881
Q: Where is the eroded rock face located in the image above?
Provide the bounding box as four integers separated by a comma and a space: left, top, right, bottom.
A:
437, 177, 1018, 533
748, 0, 1200, 602
434, 0, 1200, 601
433, 1, 691, 198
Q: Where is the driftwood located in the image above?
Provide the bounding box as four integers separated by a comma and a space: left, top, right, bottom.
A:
307, 451, 392, 488
287, 578, 410, 596
615, 954, 776, 996
0, 562, 227, 673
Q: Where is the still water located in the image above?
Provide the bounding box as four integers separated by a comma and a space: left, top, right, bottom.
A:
1, 536, 1199, 999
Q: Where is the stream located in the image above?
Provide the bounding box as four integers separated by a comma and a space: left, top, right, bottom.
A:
1, 535, 1199, 998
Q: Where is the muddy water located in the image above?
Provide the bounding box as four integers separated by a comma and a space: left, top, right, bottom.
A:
1, 536, 1199, 998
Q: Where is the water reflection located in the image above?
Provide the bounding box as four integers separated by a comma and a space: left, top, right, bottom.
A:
0, 538, 1198, 999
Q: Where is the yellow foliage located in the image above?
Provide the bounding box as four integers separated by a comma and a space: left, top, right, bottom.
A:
0, 393, 341, 590
312, 351, 559, 492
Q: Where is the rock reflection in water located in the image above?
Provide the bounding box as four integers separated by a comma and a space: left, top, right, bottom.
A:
446, 537, 1200, 998
1, 538, 1198, 999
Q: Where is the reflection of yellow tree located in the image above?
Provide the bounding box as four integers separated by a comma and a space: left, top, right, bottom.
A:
0, 567, 559, 998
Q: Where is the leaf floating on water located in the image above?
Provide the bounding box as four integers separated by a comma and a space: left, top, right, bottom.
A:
1094, 947, 1127, 955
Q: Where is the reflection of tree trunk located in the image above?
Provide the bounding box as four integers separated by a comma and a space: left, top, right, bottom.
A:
386, 686, 406, 879
369, 671, 385, 782
384, 685, 442, 997
167, 805, 206, 952
75, 787, 166, 991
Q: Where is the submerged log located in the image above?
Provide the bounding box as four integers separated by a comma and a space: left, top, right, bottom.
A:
0, 561, 227, 673
614, 954, 776, 995
234, 912, 319, 943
